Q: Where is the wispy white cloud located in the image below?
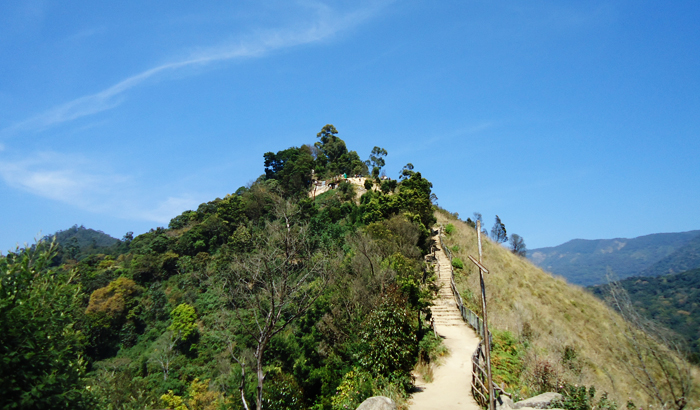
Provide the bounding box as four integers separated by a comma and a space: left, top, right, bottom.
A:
63, 25, 107, 42
0, 151, 199, 223
1, 1, 388, 137
0, 152, 122, 205
137, 196, 199, 224
393, 121, 494, 157
0, 1, 392, 224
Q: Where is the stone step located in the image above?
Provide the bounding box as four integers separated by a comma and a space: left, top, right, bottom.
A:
432, 309, 460, 313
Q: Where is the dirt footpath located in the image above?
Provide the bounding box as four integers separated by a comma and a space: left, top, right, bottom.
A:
410, 236, 481, 410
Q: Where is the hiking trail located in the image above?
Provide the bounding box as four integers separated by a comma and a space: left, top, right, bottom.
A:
409, 234, 481, 410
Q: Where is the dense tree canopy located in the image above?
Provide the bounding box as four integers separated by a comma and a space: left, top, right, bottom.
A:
0, 126, 442, 410
313, 124, 366, 178
0, 242, 92, 409
263, 145, 315, 196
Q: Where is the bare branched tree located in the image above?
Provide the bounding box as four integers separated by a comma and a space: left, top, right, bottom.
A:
219, 201, 332, 410
509, 234, 527, 257
149, 330, 180, 381
606, 276, 691, 410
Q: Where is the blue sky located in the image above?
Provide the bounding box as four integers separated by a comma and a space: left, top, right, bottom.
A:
1, 0, 699, 252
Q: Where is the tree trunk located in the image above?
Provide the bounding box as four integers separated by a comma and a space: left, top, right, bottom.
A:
255, 339, 268, 410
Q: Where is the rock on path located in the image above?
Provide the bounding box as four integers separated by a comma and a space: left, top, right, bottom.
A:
410, 235, 482, 410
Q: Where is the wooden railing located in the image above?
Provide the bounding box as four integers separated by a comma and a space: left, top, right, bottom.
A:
472, 341, 490, 407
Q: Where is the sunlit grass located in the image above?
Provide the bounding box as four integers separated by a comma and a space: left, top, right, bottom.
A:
435, 209, 700, 408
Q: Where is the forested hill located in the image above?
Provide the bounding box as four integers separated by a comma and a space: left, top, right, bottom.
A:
39, 225, 130, 264
590, 268, 700, 363
528, 230, 700, 286
44, 225, 119, 248
0, 125, 442, 410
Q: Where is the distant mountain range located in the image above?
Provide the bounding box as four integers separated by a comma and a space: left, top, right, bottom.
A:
528, 230, 700, 286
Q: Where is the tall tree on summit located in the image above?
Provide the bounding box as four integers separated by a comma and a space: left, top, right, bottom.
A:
314, 124, 366, 177
365, 146, 388, 180
315, 124, 346, 166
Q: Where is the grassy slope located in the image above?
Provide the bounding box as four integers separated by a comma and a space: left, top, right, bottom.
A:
435, 210, 700, 407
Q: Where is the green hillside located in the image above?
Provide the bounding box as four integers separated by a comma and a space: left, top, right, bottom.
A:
3, 126, 698, 410
0, 125, 441, 410
528, 231, 700, 286
590, 268, 700, 363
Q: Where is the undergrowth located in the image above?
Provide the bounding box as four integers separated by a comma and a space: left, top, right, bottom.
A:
490, 330, 524, 396
415, 330, 448, 383
552, 385, 619, 410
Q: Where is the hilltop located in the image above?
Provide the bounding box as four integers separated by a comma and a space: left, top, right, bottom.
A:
43, 225, 119, 248
528, 230, 700, 286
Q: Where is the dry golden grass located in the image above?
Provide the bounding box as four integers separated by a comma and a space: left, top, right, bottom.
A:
435, 210, 700, 408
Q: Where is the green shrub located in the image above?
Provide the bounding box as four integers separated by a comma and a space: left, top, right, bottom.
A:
168, 303, 197, 340
332, 369, 373, 410
445, 223, 455, 235
552, 384, 618, 410
337, 181, 356, 201
418, 330, 448, 363
364, 179, 373, 190
381, 179, 397, 194
451, 244, 460, 253
452, 257, 464, 270
357, 291, 417, 391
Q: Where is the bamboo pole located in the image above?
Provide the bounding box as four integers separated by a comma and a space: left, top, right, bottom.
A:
476, 220, 495, 410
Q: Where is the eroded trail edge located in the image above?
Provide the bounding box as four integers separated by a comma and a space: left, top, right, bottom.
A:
409, 235, 481, 410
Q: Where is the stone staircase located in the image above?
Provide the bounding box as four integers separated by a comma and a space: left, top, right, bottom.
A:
430, 243, 464, 327
411, 235, 481, 410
